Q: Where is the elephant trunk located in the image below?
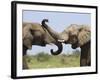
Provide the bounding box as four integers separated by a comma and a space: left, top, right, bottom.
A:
41, 19, 61, 40
51, 42, 63, 55
42, 19, 63, 55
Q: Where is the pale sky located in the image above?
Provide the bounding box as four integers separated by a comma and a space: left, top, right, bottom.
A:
23, 10, 91, 55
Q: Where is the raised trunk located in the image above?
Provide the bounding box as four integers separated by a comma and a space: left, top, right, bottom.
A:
41, 19, 63, 55
42, 19, 61, 40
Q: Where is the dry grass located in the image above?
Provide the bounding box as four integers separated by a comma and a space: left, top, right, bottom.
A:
24, 52, 80, 69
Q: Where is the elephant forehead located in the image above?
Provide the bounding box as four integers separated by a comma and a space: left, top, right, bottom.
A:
65, 24, 79, 32
67, 27, 78, 36
69, 26, 78, 31
69, 24, 79, 29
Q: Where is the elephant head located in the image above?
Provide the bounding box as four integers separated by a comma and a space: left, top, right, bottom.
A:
41, 20, 91, 66
58, 24, 91, 49
23, 22, 63, 55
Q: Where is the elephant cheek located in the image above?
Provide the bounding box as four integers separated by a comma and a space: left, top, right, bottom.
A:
23, 39, 32, 49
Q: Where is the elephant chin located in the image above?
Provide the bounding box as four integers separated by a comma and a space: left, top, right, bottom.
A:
50, 42, 63, 55
72, 45, 77, 49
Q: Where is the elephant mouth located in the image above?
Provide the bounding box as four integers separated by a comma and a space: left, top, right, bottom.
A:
72, 45, 77, 49
40, 42, 46, 46
58, 39, 79, 49
32, 40, 46, 46
72, 43, 79, 49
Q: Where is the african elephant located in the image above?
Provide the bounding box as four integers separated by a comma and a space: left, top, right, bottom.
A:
42, 19, 91, 66
23, 22, 63, 69
59, 24, 91, 66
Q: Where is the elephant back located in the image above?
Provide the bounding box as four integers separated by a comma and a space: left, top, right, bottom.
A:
23, 22, 46, 34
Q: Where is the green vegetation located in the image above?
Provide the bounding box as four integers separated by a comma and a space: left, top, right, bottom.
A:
24, 51, 80, 69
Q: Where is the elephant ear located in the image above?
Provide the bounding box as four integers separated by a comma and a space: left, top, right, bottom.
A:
78, 26, 91, 47
23, 23, 33, 49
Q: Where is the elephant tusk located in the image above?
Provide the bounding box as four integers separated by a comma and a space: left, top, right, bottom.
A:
58, 39, 65, 42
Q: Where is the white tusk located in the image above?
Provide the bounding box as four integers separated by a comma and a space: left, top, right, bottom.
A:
58, 39, 65, 42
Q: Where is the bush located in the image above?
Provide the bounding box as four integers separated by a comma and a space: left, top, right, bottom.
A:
36, 52, 50, 62
72, 50, 80, 57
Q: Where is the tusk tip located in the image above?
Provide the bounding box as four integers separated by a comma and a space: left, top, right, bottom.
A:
58, 39, 65, 42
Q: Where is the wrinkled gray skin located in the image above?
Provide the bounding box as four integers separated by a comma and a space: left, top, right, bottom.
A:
60, 24, 91, 66
42, 19, 91, 66
23, 22, 63, 69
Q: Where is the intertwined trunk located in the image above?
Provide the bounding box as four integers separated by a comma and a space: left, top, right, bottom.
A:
42, 19, 63, 55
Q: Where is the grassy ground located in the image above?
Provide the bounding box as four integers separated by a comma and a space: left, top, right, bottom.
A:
24, 52, 80, 69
